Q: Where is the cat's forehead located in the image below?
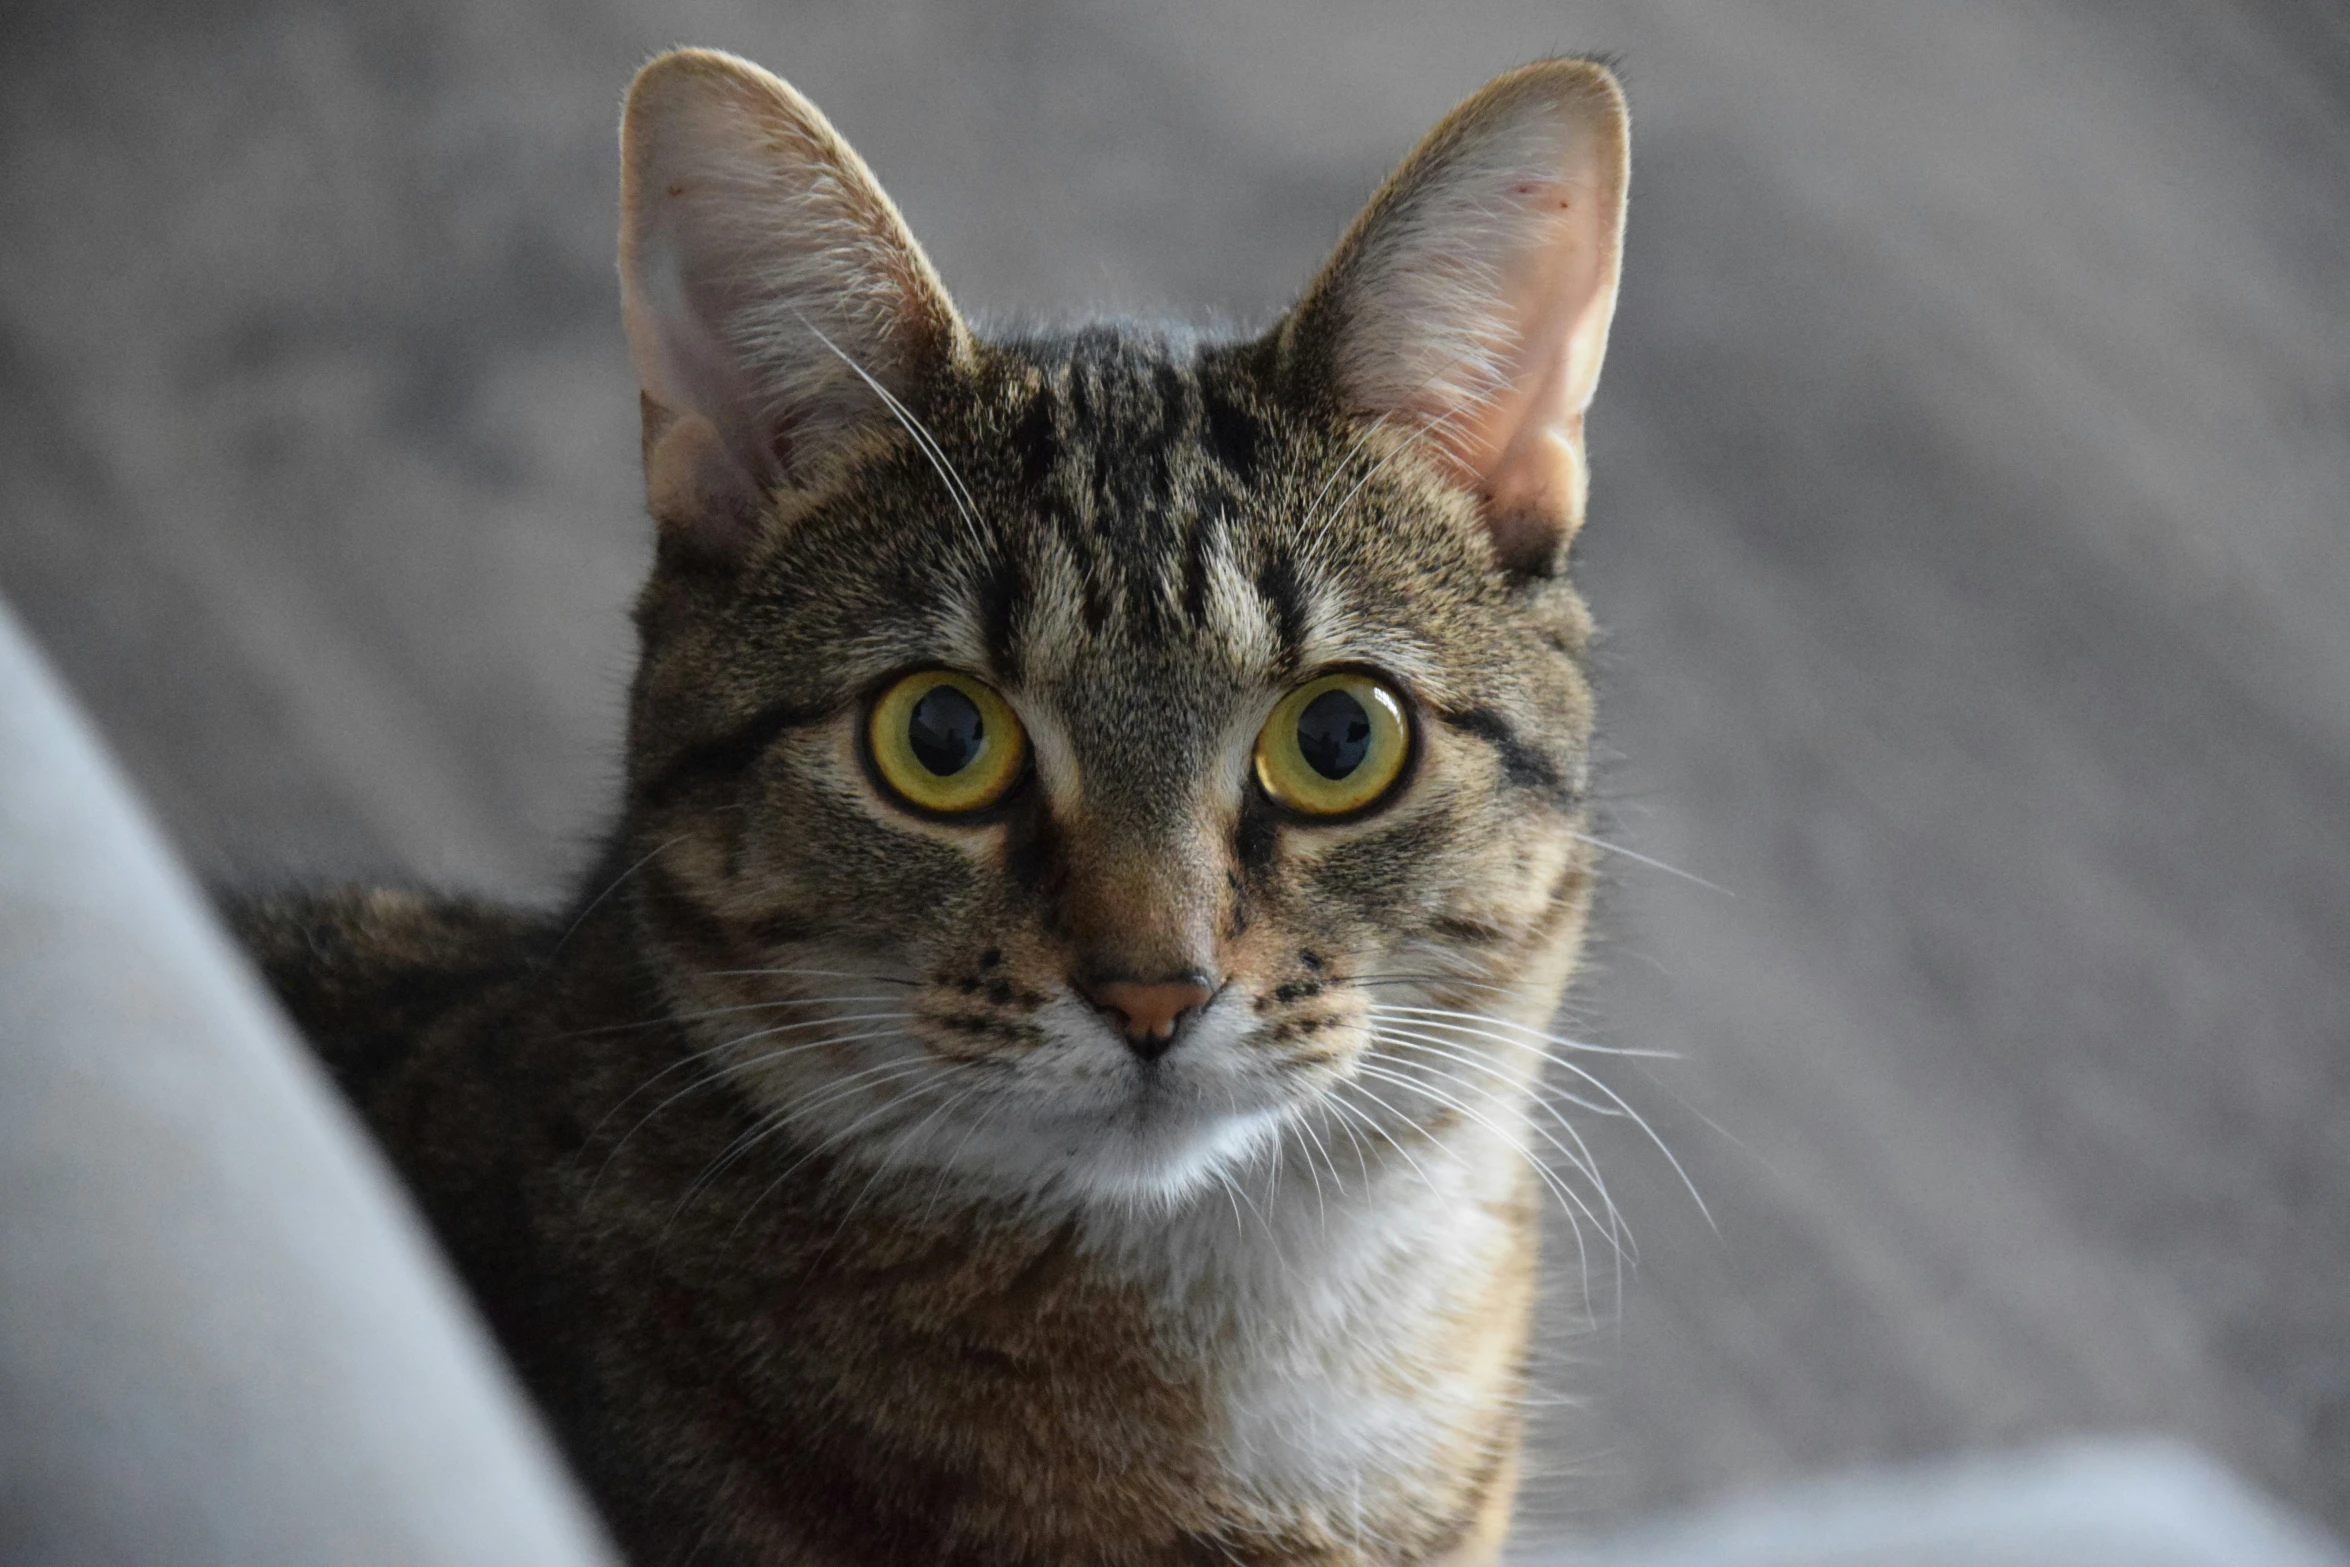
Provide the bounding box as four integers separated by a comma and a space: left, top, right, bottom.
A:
1004, 325, 1226, 455
959, 328, 1478, 684
986, 326, 1282, 595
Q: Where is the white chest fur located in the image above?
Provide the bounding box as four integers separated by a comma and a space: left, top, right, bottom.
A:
1089, 1102, 1539, 1527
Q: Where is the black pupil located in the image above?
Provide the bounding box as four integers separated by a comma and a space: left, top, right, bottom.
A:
907, 684, 985, 776
1296, 688, 1373, 780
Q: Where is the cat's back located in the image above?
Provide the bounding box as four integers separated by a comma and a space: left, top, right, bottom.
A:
227, 884, 554, 1101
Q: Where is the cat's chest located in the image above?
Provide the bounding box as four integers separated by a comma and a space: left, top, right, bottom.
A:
578, 1107, 1539, 1564
1123, 1119, 1540, 1535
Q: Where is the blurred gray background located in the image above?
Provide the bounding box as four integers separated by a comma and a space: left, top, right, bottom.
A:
3, 0, 2345, 1547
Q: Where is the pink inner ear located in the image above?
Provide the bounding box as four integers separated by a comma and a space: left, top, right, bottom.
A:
1406, 174, 1618, 532
1461, 188, 1617, 530
1309, 63, 1628, 568
625, 219, 769, 480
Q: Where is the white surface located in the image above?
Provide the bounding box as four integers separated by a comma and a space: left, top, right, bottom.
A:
1534, 1441, 2350, 1567
0, 598, 613, 1566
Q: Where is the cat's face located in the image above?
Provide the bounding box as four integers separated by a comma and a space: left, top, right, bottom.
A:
611, 51, 1626, 1210
627, 334, 1596, 1205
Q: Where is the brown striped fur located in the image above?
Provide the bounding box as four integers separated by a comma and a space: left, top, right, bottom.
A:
232, 48, 1631, 1566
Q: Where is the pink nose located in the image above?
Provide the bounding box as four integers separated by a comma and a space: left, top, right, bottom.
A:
1081, 977, 1216, 1060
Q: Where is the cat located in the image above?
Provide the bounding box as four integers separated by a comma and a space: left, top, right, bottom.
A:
232, 44, 1629, 1567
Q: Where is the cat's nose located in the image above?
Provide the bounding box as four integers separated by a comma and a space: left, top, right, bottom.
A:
1081, 975, 1217, 1061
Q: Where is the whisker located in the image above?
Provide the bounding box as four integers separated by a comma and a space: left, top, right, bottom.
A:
823, 1073, 990, 1247
678, 1055, 940, 1221
1315, 1095, 1379, 1187
922, 1091, 1010, 1225
1321, 1093, 1426, 1215
1298, 365, 1489, 571
791, 311, 990, 557
557, 993, 911, 1043
687, 968, 921, 987
587, 1008, 923, 1144
1366, 1019, 1623, 1119
1299, 1106, 1349, 1200
1371, 1003, 1672, 1059
1285, 1104, 1336, 1233
723, 1068, 959, 1239
1221, 1081, 1289, 1252
1334, 973, 1527, 999
1365, 1026, 1616, 1188
1368, 1007, 1667, 1108
1349, 1059, 1609, 1321
1352, 1055, 1623, 1273
1301, 355, 1494, 551
1296, 408, 1400, 554
1363, 1015, 1654, 1241
1210, 1164, 1253, 1247
1358, 1017, 1642, 1239
1567, 830, 1733, 897
1371, 1011, 1713, 1229
554, 833, 686, 953
588, 1022, 920, 1191
1305, 430, 1425, 558
1327, 1077, 1445, 1206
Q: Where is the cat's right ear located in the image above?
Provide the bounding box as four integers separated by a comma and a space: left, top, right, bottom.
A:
1281, 59, 1629, 577
619, 49, 967, 566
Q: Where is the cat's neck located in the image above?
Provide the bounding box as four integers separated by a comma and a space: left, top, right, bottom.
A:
1075, 1098, 1546, 1525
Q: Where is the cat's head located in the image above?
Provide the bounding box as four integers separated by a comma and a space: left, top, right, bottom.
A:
612, 49, 1626, 1212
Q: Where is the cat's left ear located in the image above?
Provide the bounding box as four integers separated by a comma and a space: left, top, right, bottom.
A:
1283, 60, 1629, 575
619, 49, 968, 565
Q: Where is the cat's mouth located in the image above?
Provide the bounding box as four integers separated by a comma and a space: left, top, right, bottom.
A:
883, 987, 1342, 1210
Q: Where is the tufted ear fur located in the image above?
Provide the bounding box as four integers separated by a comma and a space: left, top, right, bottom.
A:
619, 49, 967, 564
1285, 60, 1629, 575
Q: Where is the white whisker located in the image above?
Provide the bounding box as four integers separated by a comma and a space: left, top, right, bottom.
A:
791, 311, 990, 558
1350, 1055, 1619, 1306
1371, 1009, 1713, 1230
824, 1073, 991, 1246
1373, 1003, 1673, 1059
1364, 1012, 1676, 1246
680, 1056, 943, 1228
1365, 1024, 1615, 1189
562, 993, 913, 1042
588, 1009, 922, 1149
1327, 1076, 1445, 1205
689, 967, 921, 987
1296, 408, 1399, 554
1567, 830, 1733, 896
590, 1021, 922, 1194
725, 1070, 958, 1241
555, 833, 686, 952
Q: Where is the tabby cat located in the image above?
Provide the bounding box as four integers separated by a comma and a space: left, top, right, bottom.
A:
234, 46, 1630, 1567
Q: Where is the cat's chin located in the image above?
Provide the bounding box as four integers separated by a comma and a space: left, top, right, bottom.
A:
887, 1085, 1298, 1216
1053, 1098, 1294, 1214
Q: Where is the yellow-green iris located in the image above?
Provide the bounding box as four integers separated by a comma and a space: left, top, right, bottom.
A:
867, 671, 1027, 814
1254, 672, 1411, 817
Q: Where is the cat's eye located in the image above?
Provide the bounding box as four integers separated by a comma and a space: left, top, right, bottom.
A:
1253, 672, 1412, 818
867, 671, 1028, 815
